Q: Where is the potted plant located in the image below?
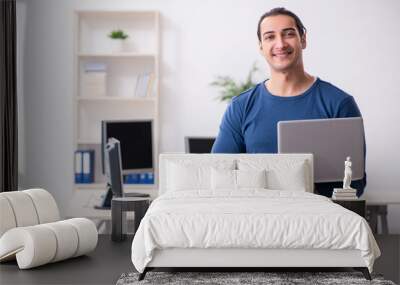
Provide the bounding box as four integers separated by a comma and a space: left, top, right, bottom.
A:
211, 63, 259, 102
108, 29, 129, 52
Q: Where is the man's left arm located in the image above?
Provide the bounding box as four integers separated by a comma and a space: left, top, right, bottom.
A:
337, 96, 362, 118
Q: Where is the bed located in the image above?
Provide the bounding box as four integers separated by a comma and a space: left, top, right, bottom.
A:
131, 153, 380, 280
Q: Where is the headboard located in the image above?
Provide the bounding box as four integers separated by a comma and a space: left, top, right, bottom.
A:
158, 153, 314, 195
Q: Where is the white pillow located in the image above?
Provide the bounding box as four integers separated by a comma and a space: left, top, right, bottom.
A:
236, 169, 267, 188
211, 169, 267, 190
211, 168, 236, 190
167, 160, 235, 191
238, 159, 309, 192
268, 161, 308, 191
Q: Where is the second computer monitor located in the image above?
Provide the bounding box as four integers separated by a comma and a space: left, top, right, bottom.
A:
104, 138, 124, 197
185, 137, 216, 153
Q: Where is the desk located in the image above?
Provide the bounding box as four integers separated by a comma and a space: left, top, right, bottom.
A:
66, 190, 117, 231
65, 190, 151, 232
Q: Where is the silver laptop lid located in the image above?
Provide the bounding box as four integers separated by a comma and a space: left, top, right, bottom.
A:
278, 117, 365, 183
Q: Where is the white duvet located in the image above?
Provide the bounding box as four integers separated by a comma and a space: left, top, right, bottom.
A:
131, 190, 380, 273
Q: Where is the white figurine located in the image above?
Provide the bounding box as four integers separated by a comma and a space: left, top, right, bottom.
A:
343, 156, 353, 189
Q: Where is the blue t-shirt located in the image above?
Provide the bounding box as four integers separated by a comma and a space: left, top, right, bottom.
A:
212, 78, 366, 196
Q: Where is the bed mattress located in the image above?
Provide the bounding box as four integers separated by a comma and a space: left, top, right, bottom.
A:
131, 190, 380, 273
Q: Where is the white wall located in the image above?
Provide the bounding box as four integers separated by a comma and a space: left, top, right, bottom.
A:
17, 0, 400, 231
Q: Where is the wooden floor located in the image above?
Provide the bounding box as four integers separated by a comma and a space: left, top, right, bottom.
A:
0, 235, 398, 285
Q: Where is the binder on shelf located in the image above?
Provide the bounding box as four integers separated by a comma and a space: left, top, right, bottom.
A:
74, 151, 83, 183
74, 149, 95, 183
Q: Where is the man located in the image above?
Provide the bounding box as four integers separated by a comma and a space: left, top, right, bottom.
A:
212, 7, 366, 197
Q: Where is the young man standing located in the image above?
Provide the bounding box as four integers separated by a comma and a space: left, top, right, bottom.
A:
212, 7, 366, 197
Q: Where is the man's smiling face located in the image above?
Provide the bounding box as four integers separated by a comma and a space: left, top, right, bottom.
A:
259, 15, 306, 73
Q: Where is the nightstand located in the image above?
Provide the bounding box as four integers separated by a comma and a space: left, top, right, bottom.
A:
111, 197, 151, 242
332, 199, 366, 218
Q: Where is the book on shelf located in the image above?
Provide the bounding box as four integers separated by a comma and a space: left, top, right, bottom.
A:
146, 73, 155, 96
332, 196, 358, 200
135, 72, 155, 97
82, 63, 107, 97
333, 188, 357, 193
332, 192, 357, 197
332, 192, 358, 200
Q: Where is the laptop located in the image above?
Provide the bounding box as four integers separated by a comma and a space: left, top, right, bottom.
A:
277, 117, 365, 183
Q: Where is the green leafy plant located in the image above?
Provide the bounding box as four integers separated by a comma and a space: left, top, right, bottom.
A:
108, 29, 129, 40
211, 63, 258, 102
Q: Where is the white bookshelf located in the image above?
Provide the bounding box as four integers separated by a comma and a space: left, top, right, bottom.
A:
73, 10, 160, 196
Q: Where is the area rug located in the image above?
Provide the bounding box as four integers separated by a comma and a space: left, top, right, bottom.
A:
116, 271, 396, 285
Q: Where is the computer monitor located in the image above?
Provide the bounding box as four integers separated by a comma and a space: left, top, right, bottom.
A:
98, 137, 151, 209
101, 120, 154, 174
185, 137, 215, 153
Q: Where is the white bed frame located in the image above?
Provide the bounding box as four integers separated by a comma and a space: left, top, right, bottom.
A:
148, 248, 365, 268
139, 154, 371, 280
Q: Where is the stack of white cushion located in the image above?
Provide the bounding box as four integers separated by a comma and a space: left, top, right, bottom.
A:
164, 156, 311, 194
0, 188, 98, 269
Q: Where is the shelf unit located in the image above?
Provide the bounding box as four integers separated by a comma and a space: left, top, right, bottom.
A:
73, 10, 160, 194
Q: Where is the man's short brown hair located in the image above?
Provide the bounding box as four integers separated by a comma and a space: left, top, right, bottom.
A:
257, 7, 307, 42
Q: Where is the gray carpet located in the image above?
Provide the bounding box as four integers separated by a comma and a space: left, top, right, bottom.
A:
117, 271, 396, 285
